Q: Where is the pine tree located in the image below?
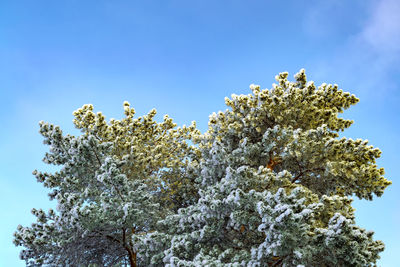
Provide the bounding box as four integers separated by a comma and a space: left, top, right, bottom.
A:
160, 70, 390, 266
14, 70, 390, 266
13, 103, 199, 266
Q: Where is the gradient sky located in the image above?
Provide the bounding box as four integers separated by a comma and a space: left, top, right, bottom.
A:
1, 0, 399, 266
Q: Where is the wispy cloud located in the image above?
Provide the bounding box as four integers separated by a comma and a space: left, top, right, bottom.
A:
362, 0, 400, 53
303, 0, 400, 101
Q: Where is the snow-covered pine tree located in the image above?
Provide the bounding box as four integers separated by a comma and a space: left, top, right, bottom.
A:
14, 70, 390, 266
13, 103, 199, 266
160, 70, 391, 266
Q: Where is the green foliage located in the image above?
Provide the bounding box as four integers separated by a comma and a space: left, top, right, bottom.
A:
14, 69, 390, 266
13, 105, 199, 266
161, 69, 389, 266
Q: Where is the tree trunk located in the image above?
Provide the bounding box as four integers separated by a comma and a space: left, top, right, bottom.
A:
122, 227, 137, 267
127, 249, 137, 267
127, 227, 137, 267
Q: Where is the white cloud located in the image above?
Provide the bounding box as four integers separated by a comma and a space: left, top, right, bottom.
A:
303, 0, 400, 101
362, 0, 400, 53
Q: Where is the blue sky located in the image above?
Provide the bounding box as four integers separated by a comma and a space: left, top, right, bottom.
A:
0, 0, 399, 266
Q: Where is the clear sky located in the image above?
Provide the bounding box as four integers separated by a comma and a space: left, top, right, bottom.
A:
0, 0, 399, 266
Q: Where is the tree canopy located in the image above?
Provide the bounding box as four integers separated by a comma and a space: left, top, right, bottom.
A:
14, 69, 391, 266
